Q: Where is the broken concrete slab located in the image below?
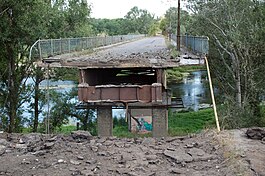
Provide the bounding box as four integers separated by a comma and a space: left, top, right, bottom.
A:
163, 149, 193, 163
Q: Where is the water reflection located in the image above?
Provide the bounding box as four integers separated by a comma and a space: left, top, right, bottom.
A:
170, 71, 211, 111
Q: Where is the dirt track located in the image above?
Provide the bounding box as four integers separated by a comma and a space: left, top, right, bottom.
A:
0, 129, 263, 176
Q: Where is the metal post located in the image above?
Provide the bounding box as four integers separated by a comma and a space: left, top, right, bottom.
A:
185, 33, 188, 48
46, 63, 50, 134
60, 38, 62, 54
50, 39, 53, 56
38, 40, 42, 59
204, 56, 220, 132
177, 0, 181, 51
68, 38, 71, 53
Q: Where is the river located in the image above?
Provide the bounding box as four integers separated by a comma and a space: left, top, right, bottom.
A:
169, 70, 212, 111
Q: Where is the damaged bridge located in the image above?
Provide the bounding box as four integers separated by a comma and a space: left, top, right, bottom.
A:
31, 35, 207, 137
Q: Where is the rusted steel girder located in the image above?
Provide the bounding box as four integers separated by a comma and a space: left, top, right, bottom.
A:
78, 84, 163, 104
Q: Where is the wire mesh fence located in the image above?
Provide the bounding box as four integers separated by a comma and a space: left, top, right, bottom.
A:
30, 35, 145, 59
171, 34, 209, 54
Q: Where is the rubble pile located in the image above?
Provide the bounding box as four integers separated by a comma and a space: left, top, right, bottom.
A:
0, 131, 237, 176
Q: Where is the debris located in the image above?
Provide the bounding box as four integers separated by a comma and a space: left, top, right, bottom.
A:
44, 142, 55, 149
246, 128, 265, 140
70, 160, 81, 165
71, 130, 93, 141
163, 149, 193, 163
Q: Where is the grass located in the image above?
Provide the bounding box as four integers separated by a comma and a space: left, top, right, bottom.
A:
113, 126, 152, 138
54, 125, 76, 134
168, 109, 215, 136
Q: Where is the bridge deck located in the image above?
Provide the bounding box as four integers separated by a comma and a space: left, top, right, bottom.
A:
38, 36, 203, 69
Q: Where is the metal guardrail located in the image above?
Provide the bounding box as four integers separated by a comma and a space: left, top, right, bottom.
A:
171, 34, 209, 54
29, 34, 145, 59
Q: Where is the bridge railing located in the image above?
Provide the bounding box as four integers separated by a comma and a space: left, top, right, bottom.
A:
30, 34, 145, 59
171, 34, 209, 54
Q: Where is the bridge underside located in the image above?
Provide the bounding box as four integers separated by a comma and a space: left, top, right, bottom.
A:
78, 67, 174, 137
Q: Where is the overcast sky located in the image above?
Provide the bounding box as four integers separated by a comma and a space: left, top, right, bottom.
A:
88, 0, 180, 19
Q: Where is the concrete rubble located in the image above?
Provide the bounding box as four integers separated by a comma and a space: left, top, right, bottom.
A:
0, 131, 241, 176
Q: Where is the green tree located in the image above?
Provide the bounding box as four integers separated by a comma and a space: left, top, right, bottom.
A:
44, 88, 95, 133
0, 0, 50, 132
187, 0, 265, 128
161, 7, 193, 35
0, 0, 94, 132
124, 6, 155, 34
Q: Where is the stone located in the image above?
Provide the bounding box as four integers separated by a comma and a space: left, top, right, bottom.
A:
170, 168, 185, 174
86, 159, 97, 164
148, 159, 160, 165
246, 128, 265, 140
81, 170, 94, 176
47, 136, 57, 142
188, 148, 205, 157
145, 155, 157, 161
21, 159, 31, 164
128, 172, 138, 176
167, 147, 175, 151
186, 144, 194, 148
44, 142, 55, 149
97, 138, 106, 143
116, 168, 130, 174
163, 149, 193, 163
115, 142, 124, 148
77, 155, 84, 160
70, 160, 81, 165
142, 138, 156, 146
19, 139, 25, 144
98, 151, 108, 156
32, 150, 46, 156
15, 144, 27, 149
0, 145, 6, 156
104, 141, 113, 146
0, 139, 8, 145
188, 148, 216, 161
91, 146, 98, 152
58, 159, 65, 163
71, 130, 93, 141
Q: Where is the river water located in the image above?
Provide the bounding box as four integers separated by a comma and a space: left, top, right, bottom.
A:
169, 70, 211, 111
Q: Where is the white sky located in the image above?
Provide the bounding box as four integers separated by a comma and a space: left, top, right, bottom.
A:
88, 0, 180, 19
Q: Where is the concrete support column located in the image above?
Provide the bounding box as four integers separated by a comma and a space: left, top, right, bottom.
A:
152, 108, 168, 137
97, 108, 113, 137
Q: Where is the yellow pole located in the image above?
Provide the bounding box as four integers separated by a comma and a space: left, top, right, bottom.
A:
204, 56, 220, 132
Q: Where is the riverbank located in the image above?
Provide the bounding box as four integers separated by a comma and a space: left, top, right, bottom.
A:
167, 65, 206, 84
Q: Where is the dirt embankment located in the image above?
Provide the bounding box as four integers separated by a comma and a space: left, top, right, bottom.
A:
0, 129, 263, 176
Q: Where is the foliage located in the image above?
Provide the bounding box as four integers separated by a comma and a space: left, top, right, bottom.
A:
53, 68, 79, 82
186, 0, 265, 128
0, 0, 93, 132
54, 125, 76, 134
91, 6, 156, 36
124, 6, 156, 34
91, 18, 127, 35
160, 7, 193, 35
0, 0, 51, 132
148, 22, 160, 36
43, 88, 95, 133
